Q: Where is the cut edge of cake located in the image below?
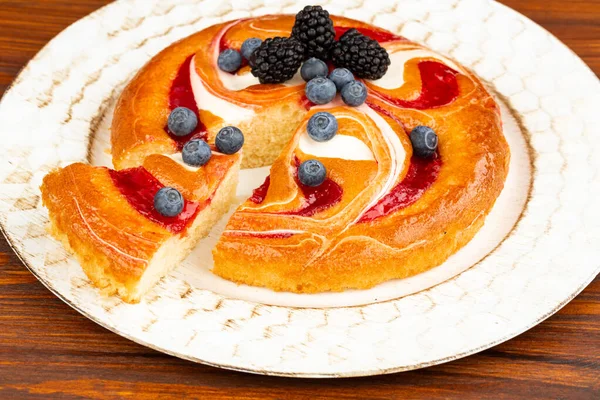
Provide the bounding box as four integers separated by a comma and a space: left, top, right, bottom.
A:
41, 159, 240, 303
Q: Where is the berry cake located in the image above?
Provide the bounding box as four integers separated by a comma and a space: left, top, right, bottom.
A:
41, 6, 509, 301
42, 152, 241, 303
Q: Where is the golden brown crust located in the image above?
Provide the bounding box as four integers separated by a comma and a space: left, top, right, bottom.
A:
41, 154, 241, 302
41, 163, 170, 293
213, 35, 510, 293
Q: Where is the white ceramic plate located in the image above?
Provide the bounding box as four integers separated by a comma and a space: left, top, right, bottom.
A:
0, 0, 598, 377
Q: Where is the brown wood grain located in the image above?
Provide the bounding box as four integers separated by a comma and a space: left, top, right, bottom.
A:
0, 1, 599, 399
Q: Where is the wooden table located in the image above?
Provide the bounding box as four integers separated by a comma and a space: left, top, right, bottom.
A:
1, 1, 598, 398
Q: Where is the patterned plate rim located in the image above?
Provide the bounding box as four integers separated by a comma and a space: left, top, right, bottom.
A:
0, 0, 598, 377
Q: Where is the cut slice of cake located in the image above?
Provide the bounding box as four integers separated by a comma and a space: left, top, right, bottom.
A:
41, 152, 240, 303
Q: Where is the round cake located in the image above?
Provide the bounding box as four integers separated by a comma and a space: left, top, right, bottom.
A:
42, 7, 510, 301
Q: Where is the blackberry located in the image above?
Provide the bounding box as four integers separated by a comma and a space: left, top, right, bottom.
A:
291, 5, 336, 60
332, 29, 391, 80
250, 37, 305, 84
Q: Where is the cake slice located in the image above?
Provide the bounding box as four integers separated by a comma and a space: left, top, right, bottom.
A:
41, 152, 240, 303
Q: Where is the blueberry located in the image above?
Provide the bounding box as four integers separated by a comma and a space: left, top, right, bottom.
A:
168, 107, 198, 137
307, 112, 338, 142
241, 38, 262, 63
305, 77, 337, 105
329, 68, 354, 92
154, 187, 184, 217
341, 80, 367, 107
182, 139, 212, 167
410, 126, 438, 158
215, 126, 244, 155
298, 159, 326, 187
217, 49, 242, 73
301, 58, 329, 82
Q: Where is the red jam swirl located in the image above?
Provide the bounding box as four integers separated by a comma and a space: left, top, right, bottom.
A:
303, 61, 459, 111
109, 167, 200, 234
299, 94, 314, 110
284, 157, 343, 217
374, 61, 460, 110
285, 175, 343, 218
249, 176, 271, 204
366, 101, 406, 129
359, 155, 442, 223
167, 55, 208, 149
248, 160, 343, 217
334, 26, 404, 42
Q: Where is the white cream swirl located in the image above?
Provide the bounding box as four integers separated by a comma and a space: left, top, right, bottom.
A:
298, 132, 375, 161
354, 105, 406, 221
190, 55, 256, 123
218, 68, 304, 91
